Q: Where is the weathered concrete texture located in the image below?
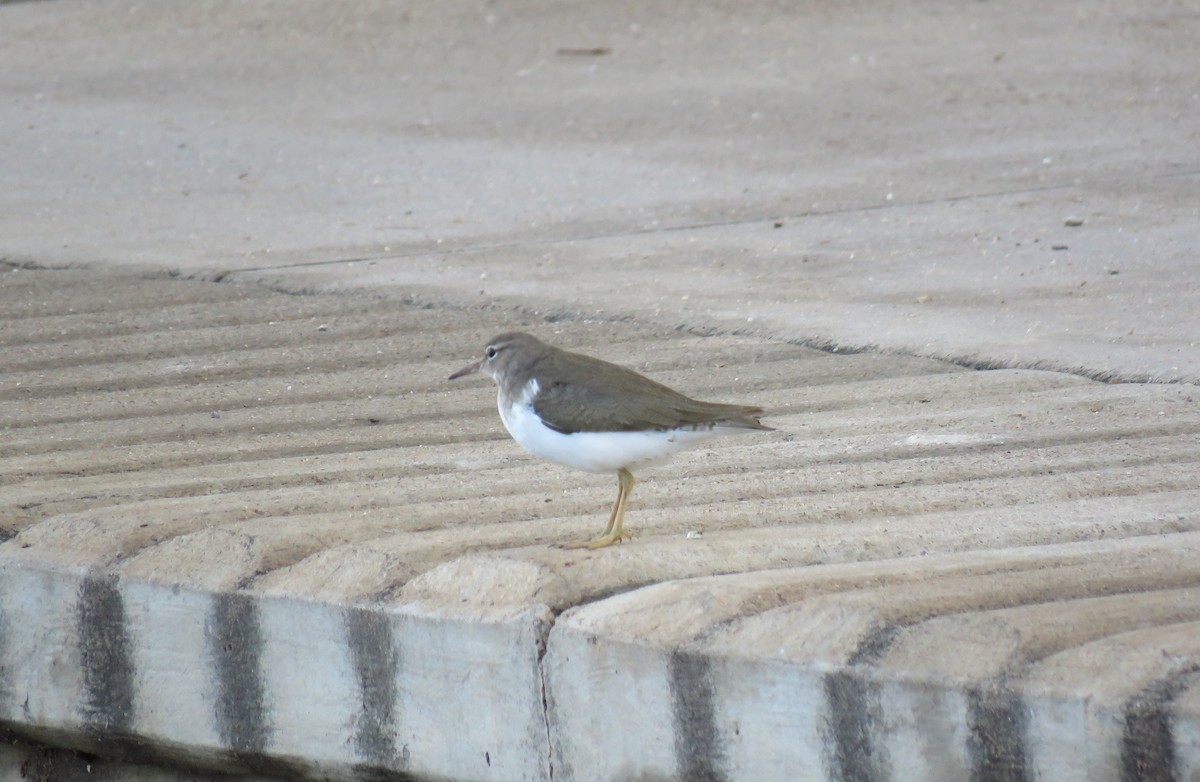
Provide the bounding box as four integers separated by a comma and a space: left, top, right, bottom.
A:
0, 737, 280, 782
3, 0, 1200, 777
2, 0, 1198, 383
2, 266, 1199, 780
546, 536, 1200, 781
0, 562, 550, 781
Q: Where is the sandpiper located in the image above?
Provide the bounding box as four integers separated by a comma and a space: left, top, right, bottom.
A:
449, 332, 772, 549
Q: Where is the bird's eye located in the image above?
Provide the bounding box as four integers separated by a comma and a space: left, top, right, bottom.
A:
485, 346, 498, 359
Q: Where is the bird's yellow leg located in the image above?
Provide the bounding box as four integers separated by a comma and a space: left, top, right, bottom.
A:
562, 469, 635, 549
603, 468, 635, 545
598, 479, 623, 537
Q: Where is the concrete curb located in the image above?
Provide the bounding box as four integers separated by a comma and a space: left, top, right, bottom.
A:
4, 536, 1200, 781
0, 559, 552, 781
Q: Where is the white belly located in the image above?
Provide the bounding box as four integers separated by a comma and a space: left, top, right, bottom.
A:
497, 384, 728, 474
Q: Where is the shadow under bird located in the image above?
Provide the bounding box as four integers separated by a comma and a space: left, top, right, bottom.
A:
449, 332, 773, 548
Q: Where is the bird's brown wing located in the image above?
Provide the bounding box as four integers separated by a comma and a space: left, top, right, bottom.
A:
531, 353, 772, 434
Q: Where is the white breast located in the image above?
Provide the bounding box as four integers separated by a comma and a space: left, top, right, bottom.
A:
496, 378, 732, 474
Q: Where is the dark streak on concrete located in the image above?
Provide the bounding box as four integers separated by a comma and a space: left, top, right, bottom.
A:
668, 650, 729, 782
77, 574, 136, 735
0, 575, 9, 709
1119, 666, 1199, 782
208, 591, 270, 757
848, 624, 902, 667
825, 670, 886, 782
346, 606, 404, 770
966, 687, 1029, 782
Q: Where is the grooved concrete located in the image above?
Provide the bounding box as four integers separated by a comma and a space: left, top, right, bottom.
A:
2, 0, 1199, 779
2, 266, 1199, 780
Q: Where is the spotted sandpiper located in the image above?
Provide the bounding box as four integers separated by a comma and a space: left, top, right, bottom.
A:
449, 332, 773, 549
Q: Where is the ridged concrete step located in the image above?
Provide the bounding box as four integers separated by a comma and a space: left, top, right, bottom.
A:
1, 264, 1198, 781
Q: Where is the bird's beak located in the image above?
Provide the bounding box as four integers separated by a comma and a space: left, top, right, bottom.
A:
448, 359, 482, 380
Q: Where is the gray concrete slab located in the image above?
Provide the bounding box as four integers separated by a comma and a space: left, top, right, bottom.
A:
2, 0, 1200, 779
3, 265, 1200, 781
2, 0, 1198, 381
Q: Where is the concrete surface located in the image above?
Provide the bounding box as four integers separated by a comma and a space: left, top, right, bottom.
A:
2, 0, 1199, 780
4, 0, 1198, 382
4, 265, 1199, 782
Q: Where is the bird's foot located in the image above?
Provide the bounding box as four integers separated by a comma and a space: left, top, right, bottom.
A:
560, 530, 632, 550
